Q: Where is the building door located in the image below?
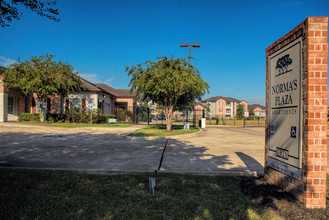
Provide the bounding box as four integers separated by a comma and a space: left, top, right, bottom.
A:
7, 96, 18, 121
8, 97, 14, 115
31, 97, 36, 113
82, 99, 86, 111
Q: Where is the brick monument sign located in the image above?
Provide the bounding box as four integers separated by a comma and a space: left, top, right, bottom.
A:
265, 17, 328, 208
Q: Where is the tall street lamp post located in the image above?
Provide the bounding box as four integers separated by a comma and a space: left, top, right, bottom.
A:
180, 43, 200, 64
180, 43, 200, 125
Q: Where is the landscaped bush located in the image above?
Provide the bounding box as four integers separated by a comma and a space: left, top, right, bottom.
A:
65, 108, 113, 124
65, 107, 81, 123
46, 114, 66, 122
19, 113, 40, 121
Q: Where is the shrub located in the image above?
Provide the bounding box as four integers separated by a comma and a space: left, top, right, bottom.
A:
65, 108, 111, 124
65, 107, 81, 123
221, 117, 226, 125
216, 116, 219, 125
91, 109, 103, 124
116, 108, 126, 122
19, 113, 40, 121
46, 114, 66, 122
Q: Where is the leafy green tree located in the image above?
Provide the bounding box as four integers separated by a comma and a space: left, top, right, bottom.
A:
138, 102, 152, 122
3, 54, 82, 121
236, 104, 244, 119
248, 108, 255, 119
204, 102, 212, 118
0, 0, 59, 27
126, 56, 209, 131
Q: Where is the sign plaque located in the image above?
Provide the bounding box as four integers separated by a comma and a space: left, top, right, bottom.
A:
268, 37, 303, 180
244, 111, 249, 118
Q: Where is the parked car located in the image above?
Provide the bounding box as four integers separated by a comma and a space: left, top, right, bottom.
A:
153, 115, 166, 120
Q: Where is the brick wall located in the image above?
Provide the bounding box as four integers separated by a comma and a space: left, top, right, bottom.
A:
115, 97, 135, 113
194, 104, 204, 119
215, 98, 226, 117
265, 17, 328, 209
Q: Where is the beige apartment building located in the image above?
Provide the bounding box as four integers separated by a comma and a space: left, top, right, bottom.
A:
199, 96, 248, 119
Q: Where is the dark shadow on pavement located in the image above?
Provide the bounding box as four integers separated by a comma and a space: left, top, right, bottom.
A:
0, 130, 261, 175
235, 152, 264, 175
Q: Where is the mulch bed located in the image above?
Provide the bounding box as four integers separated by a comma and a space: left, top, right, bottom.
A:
238, 177, 329, 220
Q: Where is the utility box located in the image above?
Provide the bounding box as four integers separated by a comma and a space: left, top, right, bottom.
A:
201, 118, 206, 128
184, 122, 190, 130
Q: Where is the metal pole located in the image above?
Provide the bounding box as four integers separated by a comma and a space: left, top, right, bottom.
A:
43, 100, 45, 124
90, 109, 92, 127
147, 107, 150, 125
188, 45, 191, 64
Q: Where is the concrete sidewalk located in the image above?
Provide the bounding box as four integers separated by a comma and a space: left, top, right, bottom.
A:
0, 124, 265, 176
160, 127, 264, 175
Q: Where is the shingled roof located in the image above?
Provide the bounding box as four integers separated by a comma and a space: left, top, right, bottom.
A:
80, 78, 102, 92
202, 96, 241, 103
248, 104, 265, 110
94, 83, 136, 97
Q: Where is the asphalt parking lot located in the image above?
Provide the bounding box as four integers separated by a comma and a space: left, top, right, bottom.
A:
0, 123, 265, 175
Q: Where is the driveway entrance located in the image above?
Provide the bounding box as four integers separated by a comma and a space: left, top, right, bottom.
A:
0, 124, 264, 175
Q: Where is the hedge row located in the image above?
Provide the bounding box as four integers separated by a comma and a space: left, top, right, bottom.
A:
18, 113, 40, 121
18, 110, 116, 124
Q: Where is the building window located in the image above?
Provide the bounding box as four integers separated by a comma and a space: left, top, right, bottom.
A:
82, 99, 86, 111
32, 97, 36, 107
219, 108, 223, 112
220, 102, 223, 106
98, 100, 104, 113
8, 97, 14, 114
47, 98, 51, 113
65, 98, 70, 111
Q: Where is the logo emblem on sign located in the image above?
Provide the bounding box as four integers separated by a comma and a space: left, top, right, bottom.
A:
291, 126, 297, 138
276, 54, 293, 77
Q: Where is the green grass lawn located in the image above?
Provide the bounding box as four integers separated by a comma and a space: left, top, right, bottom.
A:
10, 121, 133, 128
1, 169, 328, 219
129, 124, 200, 137
0, 169, 267, 220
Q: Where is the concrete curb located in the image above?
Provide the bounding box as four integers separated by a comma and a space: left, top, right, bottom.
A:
125, 128, 203, 140
0, 122, 140, 130
0, 167, 263, 177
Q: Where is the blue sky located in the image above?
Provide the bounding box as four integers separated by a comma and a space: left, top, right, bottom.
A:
1, 0, 328, 105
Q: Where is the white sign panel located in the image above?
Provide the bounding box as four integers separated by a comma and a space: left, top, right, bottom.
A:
244, 111, 249, 118
268, 37, 303, 180
109, 118, 117, 123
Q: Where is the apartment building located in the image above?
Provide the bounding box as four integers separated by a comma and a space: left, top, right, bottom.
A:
249, 104, 265, 117
199, 96, 248, 119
